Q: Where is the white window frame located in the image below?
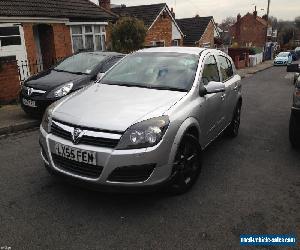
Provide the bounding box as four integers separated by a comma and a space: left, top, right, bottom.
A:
151, 40, 165, 47
0, 26, 21, 48
70, 24, 106, 53
172, 39, 179, 46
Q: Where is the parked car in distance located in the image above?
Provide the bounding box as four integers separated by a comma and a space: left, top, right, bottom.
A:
287, 63, 300, 148
20, 52, 124, 117
274, 52, 293, 66
39, 47, 242, 194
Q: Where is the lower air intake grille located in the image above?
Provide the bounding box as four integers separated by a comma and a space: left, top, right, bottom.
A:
108, 164, 156, 183
52, 154, 103, 178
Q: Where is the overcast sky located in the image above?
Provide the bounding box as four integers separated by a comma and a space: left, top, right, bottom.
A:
91, 0, 299, 23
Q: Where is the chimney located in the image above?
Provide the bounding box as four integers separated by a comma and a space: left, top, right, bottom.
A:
253, 6, 257, 18
237, 13, 241, 22
171, 7, 175, 18
99, 0, 110, 10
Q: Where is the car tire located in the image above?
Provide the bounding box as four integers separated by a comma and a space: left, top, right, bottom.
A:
226, 103, 242, 138
289, 111, 300, 148
167, 134, 202, 195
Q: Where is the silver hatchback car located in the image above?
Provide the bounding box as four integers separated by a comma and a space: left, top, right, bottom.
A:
39, 47, 242, 194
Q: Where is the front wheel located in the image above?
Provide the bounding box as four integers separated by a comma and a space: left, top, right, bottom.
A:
167, 134, 202, 195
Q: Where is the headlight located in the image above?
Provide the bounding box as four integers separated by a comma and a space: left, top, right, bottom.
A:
116, 116, 169, 150
53, 82, 73, 98
41, 104, 55, 133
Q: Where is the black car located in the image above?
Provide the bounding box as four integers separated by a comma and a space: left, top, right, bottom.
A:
287, 63, 300, 148
20, 52, 124, 117
289, 50, 298, 61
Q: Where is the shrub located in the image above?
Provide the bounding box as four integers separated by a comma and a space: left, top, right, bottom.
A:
110, 17, 147, 53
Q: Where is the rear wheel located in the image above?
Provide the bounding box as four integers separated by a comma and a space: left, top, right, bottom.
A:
289, 111, 300, 148
226, 103, 241, 137
167, 134, 202, 195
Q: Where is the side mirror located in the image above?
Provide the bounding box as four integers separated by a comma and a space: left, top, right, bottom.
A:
96, 72, 105, 81
287, 64, 300, 73
199, 81, 225, 97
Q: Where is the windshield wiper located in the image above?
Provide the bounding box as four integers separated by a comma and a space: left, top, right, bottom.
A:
146, 86, 188, 92
101, 81, 188, 92
101, 81, 146, 88
53, 69, 88, 75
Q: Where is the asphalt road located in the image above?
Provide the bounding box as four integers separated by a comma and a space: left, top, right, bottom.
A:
0, 66, 299, 250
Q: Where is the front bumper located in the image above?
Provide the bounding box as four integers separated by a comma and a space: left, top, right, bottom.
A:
39, 126, 176, 189
20, 92, 57, 116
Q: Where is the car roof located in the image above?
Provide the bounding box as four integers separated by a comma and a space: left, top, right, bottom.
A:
137, 47, 207, 55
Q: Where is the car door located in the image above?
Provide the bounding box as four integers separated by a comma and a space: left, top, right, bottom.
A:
196, 53, 223, 145
217, 54, 240, 127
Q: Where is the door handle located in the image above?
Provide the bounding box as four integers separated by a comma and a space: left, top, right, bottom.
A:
221, 93, 226, 100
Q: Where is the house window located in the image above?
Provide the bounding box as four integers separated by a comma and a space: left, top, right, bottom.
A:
172, 39, 180, 46
0, 26, 21, 47
71, 25, 106, 53
152, 41, 165, 47
201, 42, 211, 48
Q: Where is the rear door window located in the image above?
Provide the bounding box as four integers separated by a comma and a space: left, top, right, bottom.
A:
218, 56, 234, 81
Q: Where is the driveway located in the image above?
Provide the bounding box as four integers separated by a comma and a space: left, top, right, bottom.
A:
0, 66, 299, 249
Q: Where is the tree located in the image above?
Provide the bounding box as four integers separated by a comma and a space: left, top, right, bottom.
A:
295, 16, 300, 30
277, 20, 295, 45
110, 17, 147, 53
268, 16, 278, 29
219, 17, 236, 31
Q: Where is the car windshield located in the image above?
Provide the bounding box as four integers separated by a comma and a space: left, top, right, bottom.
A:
54, 53, 106, 74
277, 52, 289, 57
101, 52, 199, 91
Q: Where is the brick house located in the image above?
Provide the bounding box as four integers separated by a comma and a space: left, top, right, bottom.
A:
111, 3, 184, 47
176, 16, 220, 48
229, 10, 270, 47
0, 0, 116, 77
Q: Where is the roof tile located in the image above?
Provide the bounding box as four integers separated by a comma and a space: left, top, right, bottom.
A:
0, 0, 116, 21
176, 16, 213, 45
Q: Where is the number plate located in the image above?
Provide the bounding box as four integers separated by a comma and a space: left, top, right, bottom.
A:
55, 143, 97, 166
22, 98, 36, 108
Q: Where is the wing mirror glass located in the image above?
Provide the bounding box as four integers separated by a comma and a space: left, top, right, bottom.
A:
199, 81, 226, 97
287, 64, 300, 73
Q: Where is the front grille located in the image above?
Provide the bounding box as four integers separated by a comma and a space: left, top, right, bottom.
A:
108, 164, 156, 183
80, 135, 119, 148
51, 122, 72, 141
52, 154, 103, 178
50, 121, 120, 148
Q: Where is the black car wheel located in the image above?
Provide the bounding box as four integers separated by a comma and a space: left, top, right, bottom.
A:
168, 134, 202, 195
289, 111, 300, 148
226, 103, 242, 137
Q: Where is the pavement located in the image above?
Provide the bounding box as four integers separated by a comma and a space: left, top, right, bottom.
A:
0, 66, 299, 249
0, 105, 40, 136
0, 60, 275, 137
237, 60, 274, 78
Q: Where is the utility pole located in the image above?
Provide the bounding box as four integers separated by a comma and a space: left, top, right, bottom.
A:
264, 0, 271, 60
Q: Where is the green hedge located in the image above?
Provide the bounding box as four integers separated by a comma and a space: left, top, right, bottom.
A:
248, 47, 263, 55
